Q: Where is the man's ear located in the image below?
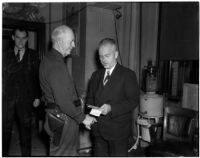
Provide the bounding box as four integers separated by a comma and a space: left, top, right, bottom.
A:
12, 35, 14, 41
115, 51, 119, 59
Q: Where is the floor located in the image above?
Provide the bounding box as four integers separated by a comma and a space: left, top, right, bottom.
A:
7, 116, 146, 157
8, 119, 48, 156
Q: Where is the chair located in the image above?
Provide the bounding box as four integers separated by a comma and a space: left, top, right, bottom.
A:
146, 106, 198, 157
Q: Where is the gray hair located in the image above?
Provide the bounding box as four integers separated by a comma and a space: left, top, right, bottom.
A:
98, 38, 118, 51
51, 25, 72, 44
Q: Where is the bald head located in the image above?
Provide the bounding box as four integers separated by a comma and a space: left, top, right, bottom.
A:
51, 25, 75, 57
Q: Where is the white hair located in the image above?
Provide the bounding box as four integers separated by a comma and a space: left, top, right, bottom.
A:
51, 25, 72, 44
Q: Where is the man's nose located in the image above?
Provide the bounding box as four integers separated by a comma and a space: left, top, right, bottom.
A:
19, 39, 25, 43
101, 58, 106, 63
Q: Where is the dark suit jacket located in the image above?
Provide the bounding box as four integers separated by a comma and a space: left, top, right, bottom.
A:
86, 63, 140, 140
3, 48, 40, 102
39, 49, 85, 124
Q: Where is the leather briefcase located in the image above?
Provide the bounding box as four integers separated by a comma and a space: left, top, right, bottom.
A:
46, 104, 69, 146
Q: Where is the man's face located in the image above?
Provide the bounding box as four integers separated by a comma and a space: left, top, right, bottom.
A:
99, 44, 118, 69
61, 31, 75, 57
12, 30, 28, 50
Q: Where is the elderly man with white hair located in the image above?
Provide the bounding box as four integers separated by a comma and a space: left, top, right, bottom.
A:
39, 25, 96, 156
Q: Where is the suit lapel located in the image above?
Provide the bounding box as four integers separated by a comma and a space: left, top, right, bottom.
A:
98, 64, 121, 102
9, 49, 18, 63
6, 49, 19, 67
22, 49, 27, 61
103, 63, 119, 87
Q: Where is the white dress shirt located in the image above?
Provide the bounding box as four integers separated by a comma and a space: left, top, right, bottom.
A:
103, 63, 117, 80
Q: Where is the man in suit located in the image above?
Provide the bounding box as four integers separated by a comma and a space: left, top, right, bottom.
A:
86, 38, 140, 156
39, 25, 96, 156
2, 27, 41, 156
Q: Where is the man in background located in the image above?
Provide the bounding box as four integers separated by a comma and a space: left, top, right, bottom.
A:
39, 25, 96, 156
2, 27, 41, 156
86, 38, 140, 156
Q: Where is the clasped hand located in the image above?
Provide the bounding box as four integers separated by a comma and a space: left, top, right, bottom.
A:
100, 104, 111, 115
83, 104, 111, 129
83, 114, 97, 130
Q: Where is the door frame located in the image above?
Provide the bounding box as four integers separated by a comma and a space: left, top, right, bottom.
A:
3, 18, 46, 59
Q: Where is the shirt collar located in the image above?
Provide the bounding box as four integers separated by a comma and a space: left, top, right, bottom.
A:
14, 47, 25, 55
51, 48, 65, 62
105, 63, 117, 75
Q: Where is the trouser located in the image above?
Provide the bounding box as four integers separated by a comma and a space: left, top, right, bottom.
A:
44, 113, 80, 156
93, 135, 129, 157
2, 98, 32, 156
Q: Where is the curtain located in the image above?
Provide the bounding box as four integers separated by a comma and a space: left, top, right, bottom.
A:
118, 2, 140, 80
118, 2, 141, 139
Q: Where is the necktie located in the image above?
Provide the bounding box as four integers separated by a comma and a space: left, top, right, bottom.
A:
16, 50, 20, 62
103, 71, 110, 85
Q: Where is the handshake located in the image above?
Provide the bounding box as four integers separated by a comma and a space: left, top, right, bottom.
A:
82, 104, 112, 130
82, 114, 97, 130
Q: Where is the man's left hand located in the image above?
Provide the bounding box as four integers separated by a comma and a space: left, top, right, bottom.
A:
100, 104, 111, 115
33, 98, 40, 107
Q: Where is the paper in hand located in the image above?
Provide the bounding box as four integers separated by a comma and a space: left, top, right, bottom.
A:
87, 104, 102, 117
90, 108, 102, 117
